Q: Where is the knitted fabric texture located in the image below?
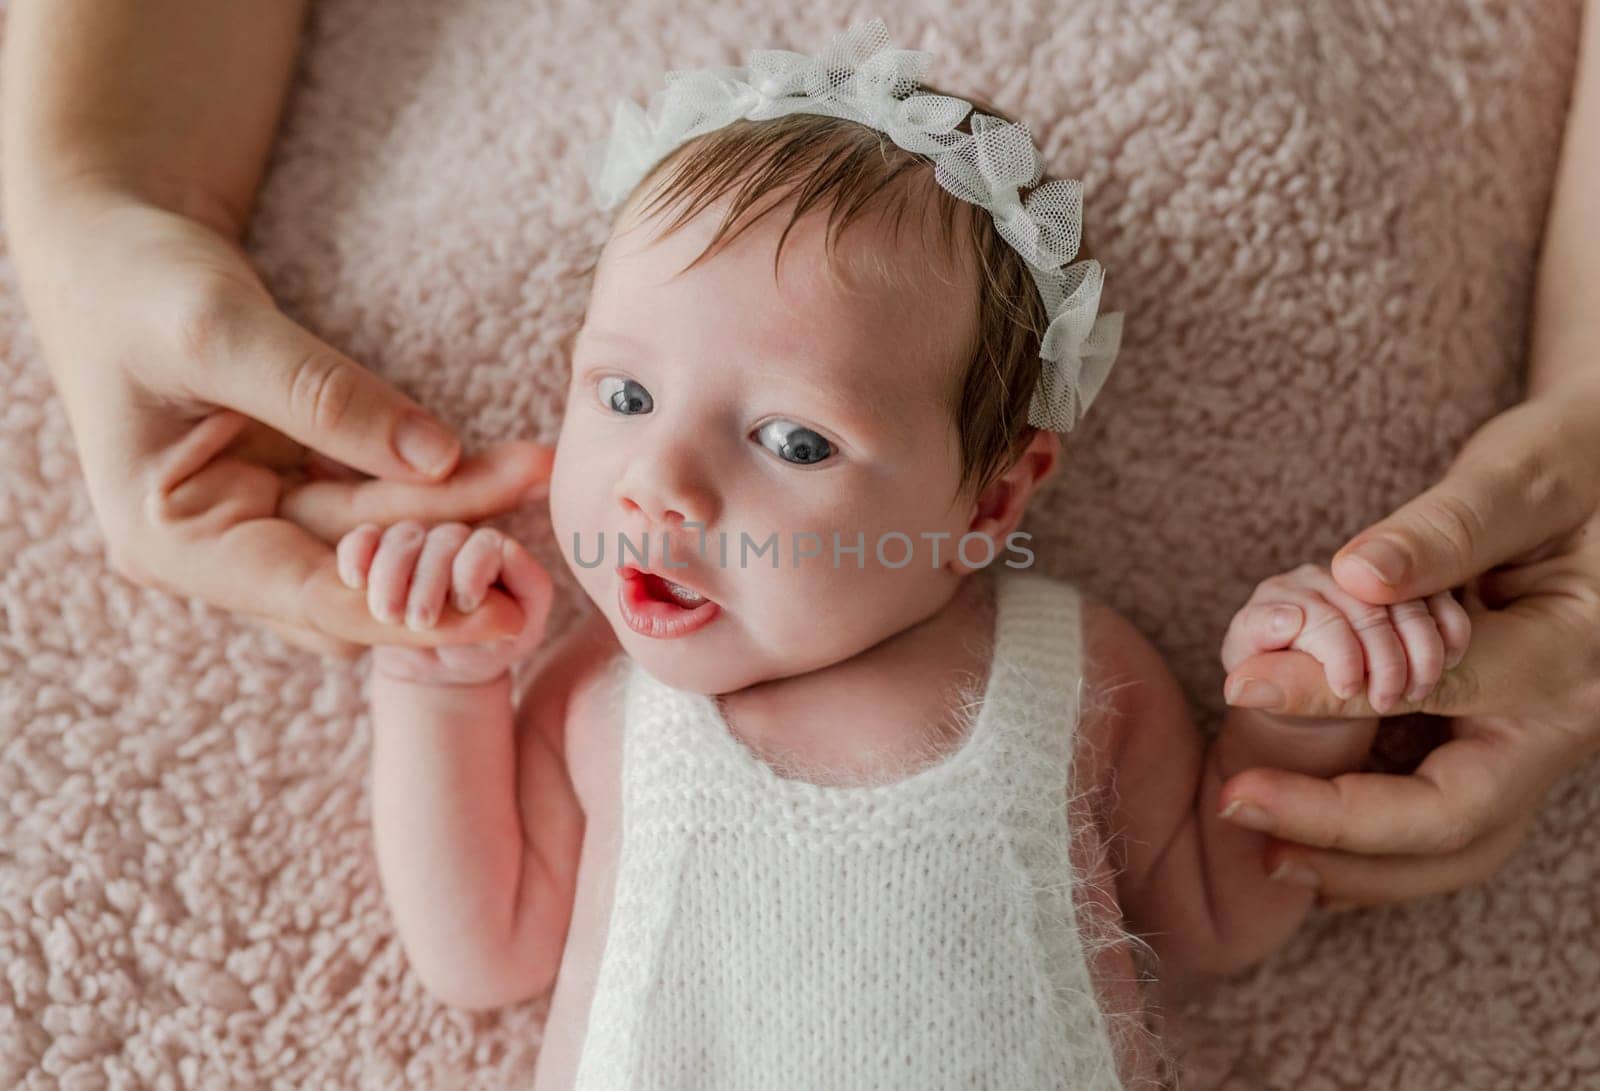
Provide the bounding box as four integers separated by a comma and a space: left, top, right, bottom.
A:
572, 570, 1124, 1090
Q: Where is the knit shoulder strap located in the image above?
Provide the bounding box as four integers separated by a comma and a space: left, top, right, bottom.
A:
618, 569, 1085, 810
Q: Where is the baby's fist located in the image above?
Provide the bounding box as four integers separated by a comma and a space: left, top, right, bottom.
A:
1223, 562, 1471, 714
337, 521, 552, 686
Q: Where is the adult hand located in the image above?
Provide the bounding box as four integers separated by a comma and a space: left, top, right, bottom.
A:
14, 193, 553, 659
1217, 378, 1600, 906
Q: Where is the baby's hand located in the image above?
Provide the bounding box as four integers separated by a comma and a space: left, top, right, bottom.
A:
1222, 562, 1471, 714
336, 521, 552, 686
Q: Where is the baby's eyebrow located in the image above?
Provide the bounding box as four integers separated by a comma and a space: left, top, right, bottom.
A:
578, 326, 930, 442
575, 327, 647, 350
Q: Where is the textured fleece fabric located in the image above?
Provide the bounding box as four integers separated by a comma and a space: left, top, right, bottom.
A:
0, 2, 1594, 1088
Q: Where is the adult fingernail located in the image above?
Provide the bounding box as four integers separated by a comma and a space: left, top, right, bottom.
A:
1219, 799, 1275, 833
1353, 540, 1408, 587
395, 414, 458, 477
1227, 678, 1283, 709
1270, 861, 1322, 890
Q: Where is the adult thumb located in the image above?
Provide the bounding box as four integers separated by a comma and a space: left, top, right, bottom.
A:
187, 297, 462, 481
1330, 453, 1572, 605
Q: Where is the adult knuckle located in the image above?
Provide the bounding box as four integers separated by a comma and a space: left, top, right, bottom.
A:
287, 351, 362, 434
170, 283, 242, 366
1418, 492, 1493, 567
1513, 438, 1582, 525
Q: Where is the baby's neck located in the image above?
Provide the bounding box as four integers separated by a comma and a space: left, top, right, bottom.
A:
713, 571, 999, 787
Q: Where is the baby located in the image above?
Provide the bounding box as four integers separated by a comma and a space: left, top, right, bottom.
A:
335, 24, 1470, 1090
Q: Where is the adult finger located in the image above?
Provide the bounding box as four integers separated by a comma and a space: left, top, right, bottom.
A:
1218, 728, 1536, 855
252, 616, 363, 661
1329, 399, 1593, 603
1261, 811, 1535, 908
180, 293, 464, 482
143, 427, 525, 648
1229, 600, 1579, 722
279, 440, 555, 543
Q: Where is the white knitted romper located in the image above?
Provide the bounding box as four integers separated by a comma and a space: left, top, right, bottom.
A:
571, 570, 1124, 1090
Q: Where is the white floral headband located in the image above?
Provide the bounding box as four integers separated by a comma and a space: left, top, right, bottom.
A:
582, 17, 1124, 433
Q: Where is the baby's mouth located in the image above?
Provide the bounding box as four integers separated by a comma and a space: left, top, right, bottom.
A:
615, 564, 716, 609
641, 571, 708, 607
615, 565, 721, 639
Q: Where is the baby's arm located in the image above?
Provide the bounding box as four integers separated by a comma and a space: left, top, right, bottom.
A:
340, 520, 592, 1010
1090, 564, 1470, 995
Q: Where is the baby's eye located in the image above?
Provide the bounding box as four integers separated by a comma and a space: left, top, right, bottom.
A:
597, 375, 653, 415
755, 420, 834, 466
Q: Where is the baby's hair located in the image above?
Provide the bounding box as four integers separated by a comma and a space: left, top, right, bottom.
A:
578, 82, 1093, 504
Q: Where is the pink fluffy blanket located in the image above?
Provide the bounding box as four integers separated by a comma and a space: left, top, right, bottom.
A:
2, 2, 1594, 1087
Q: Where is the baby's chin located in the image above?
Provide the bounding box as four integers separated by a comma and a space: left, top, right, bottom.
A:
612, 622, 766, 696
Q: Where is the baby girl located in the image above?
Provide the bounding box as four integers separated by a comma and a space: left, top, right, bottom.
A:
335, 23, 1470, 1090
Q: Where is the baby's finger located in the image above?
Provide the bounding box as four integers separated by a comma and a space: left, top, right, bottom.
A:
405, 522, 473, 630
1221, 603, 1304, 673
451, 527, 504, 613
1310, 579, 1409, 712
336, 523, 383, 590
1279, 593, 1368, 703
1390, 598, 1446, 704
497, 536, 554, 636
366, 522, 428, 626
1427, 590, 1472, 670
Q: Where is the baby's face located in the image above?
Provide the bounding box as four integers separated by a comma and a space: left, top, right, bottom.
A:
549, 193, 987, 695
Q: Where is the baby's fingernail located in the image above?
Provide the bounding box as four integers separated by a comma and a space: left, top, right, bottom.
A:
1445, 647, 1465, 670
405, 607, 432, 631
1220, 799, 1275, 833
1270, 860, 1322, 890
1227, 678, 1283, 709
523, 481, 551, 504
1270, 607, 1299, 637
456, 592, 479, 614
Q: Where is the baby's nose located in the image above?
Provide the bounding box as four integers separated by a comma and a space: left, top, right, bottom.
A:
614, 455, 717, 529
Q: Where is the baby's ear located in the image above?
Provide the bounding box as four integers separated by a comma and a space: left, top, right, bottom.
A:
1001, 427, 1061, 504
955, 429, 1060, 572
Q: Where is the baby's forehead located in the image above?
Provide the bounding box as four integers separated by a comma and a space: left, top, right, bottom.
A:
580, 189, 982, 445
